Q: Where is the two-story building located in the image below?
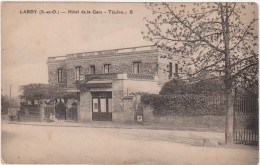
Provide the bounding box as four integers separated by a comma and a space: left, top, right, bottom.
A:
47, 45, 181, 123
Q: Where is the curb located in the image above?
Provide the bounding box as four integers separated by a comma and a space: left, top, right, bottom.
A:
3, 121, 145, 130
3, 120, 224, 133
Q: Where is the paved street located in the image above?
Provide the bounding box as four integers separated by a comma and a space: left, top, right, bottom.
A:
1, 122, 258, 165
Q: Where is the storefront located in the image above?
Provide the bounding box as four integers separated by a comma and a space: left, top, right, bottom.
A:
91, 92, 112, 121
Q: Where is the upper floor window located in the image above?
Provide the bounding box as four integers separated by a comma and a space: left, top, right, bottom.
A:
174, 63, 179, 77
90, 65, 95, 74
168, 62, 173, 79
133, 62, 141, 74
58, 68, 63, 82
104, 64, 111, 73
75, 66, 82, 81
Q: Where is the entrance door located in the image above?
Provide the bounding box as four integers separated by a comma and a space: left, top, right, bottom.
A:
92, 92, 112, 121
55, 102, 66, 120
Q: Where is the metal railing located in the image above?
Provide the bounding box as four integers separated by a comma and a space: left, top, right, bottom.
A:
47, 45, 157, 62
85, 73, 118, 81
47, 56, 66, 62
127, 73, 154, 80
67, 45, 156, 59
234, 94, 258, 145
85, 73, 155, 81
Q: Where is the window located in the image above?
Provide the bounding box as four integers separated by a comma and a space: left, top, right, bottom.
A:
168, 62, 172, 79
58, 68, 63, 82
133, 62, 141, 74
93, 98, 98, 112
156, 64, 159, 74
90, 65, 95, 74
75, 66, 82, 81
104, 64, 111, 73
175, 63, 179, 77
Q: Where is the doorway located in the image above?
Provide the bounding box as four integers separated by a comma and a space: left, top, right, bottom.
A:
92, 92, 112, 121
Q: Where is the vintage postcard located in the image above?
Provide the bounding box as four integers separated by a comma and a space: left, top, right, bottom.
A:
1, 2, 258, 164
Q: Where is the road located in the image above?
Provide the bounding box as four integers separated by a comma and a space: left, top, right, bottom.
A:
1, 122, 258, 165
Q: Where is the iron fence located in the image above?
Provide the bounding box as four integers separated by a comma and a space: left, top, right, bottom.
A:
234, 94, 258, 145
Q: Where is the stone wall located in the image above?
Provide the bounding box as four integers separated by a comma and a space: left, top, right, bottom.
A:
111, 78, 160, 123
112, 80, 125, 122
142, 105, 226, 130
48, 62, 67, 87
157, 56, 185, 86
79, 90, 92, 122
48, 51, 173, 88
124, 79, 160, 94
157, 58, 171, 86
122, 96, 135, 124
65, 53, 159, 87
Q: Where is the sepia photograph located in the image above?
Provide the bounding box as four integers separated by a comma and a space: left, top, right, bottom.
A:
1, 2, 259, 164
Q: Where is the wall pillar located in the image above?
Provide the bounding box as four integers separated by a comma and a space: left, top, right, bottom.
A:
122, 96, 135, 124
39, 103, 45, 122
112, 79, 125, 122
79, 90, 92, 122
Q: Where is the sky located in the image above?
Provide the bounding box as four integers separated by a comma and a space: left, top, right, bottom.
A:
1, 2, 258, 99
2, 2, 153, 98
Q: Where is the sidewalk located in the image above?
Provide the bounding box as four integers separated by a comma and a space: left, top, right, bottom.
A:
1, 113, 225, 132
3, 116, 259, 150
2, 118, 224, 133
3, 119, 224, 146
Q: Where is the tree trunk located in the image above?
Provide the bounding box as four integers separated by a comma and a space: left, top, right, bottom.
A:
221, 3, 234, 145
225, 89, 234, 144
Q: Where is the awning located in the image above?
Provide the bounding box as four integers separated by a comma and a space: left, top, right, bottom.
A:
84, 80, 113, 88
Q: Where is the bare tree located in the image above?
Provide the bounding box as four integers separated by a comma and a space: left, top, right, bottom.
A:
143, 2, 258, 144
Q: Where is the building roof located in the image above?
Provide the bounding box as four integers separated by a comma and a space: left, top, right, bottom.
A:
47, 45, 169, 64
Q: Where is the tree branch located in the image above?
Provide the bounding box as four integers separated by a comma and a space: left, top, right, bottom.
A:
230, 55, 257, 67
226, 3, 236, 21
163, 3, 225, 54
231, 62, 258, 80
189, 57, 225, 75
230, 19, 257, 50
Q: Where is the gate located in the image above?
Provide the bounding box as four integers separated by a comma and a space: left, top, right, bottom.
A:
19, 105, 41, 122
66, 103, 78, 121
44, 104, 55, 119
234, 94, 258, 145
55, 103, 66, 120
44, 103, 78, 121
